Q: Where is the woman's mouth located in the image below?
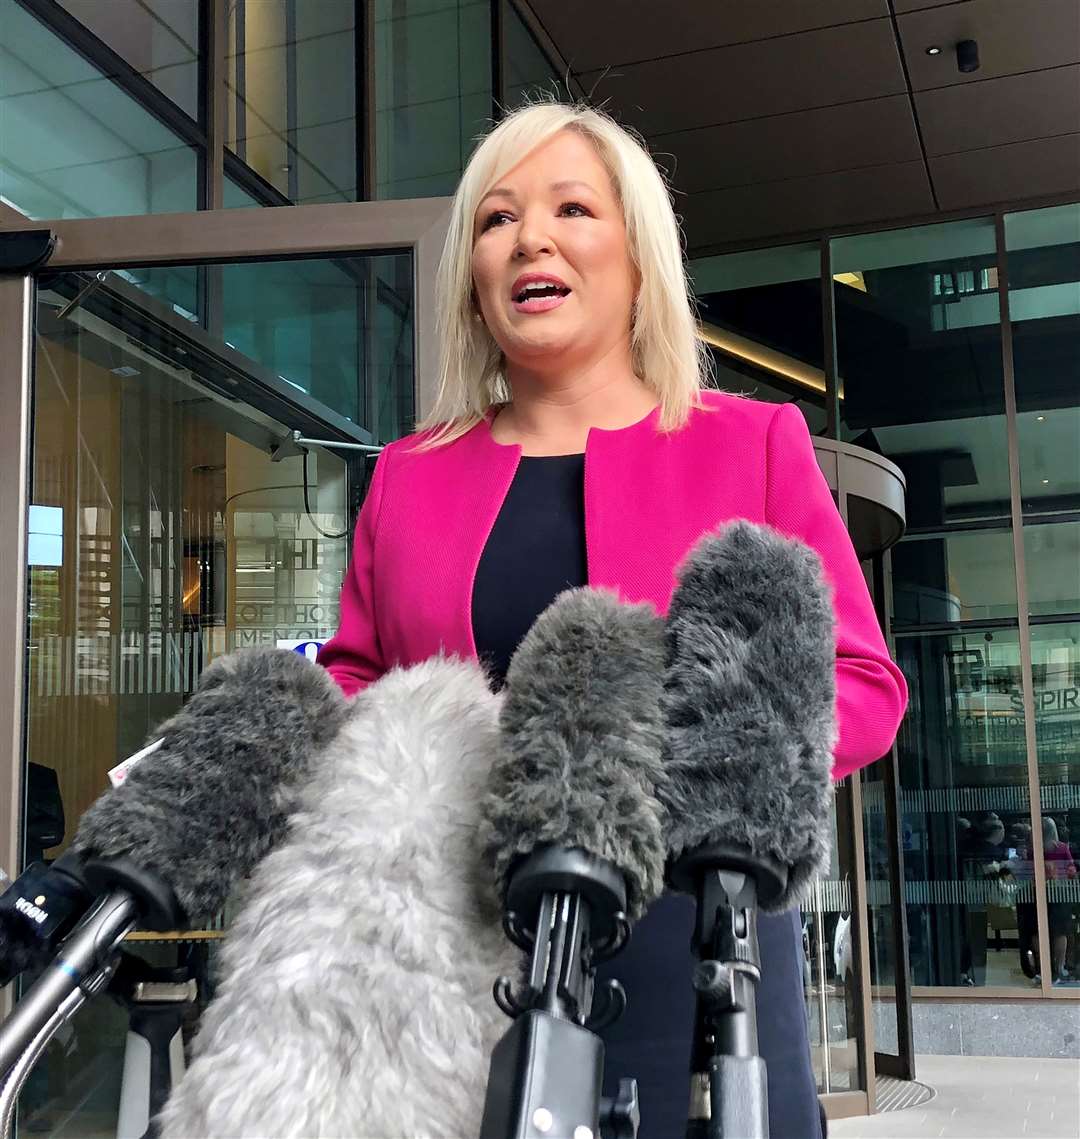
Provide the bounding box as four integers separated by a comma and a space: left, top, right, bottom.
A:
511, 277, 572, 314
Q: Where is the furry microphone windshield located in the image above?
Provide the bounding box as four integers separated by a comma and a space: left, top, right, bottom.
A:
661, 520, 838, 912
158, 657, 519, 1139
483, 587, 668, 921
71, 647, 348, 924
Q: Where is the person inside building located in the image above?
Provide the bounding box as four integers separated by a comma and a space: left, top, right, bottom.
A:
317, 100, 908, 1139
1041, 816, 1078, 985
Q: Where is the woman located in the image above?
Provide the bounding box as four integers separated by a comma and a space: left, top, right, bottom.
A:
318, 102, 908, 1137
1040, 816, 1077, 984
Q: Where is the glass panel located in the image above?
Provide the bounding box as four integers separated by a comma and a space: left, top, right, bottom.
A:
832, 218, 1009, 530
891, 529, 1018, 627
20, 275, 353, 1135
227, 0, 357, 203
1004, 204, 1080, 520
862, 760, 901, 1055
502, 0, 567, 107
895, 628, 1037, 989
1029, 623, 1080, 988
1025, 522, 1080, 617
0, 0, 198, 219
56, 0, 199, 118
802, 793, 861, 1093
223, 174, 265, 209
221, 252, 414, 435
375, 0, 492, 200
690, 242, 826, 434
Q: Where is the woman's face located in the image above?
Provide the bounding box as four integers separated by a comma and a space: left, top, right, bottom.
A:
470, 130, 636, 375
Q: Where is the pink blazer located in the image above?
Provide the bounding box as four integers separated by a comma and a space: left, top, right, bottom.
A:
318, 390, 908, 780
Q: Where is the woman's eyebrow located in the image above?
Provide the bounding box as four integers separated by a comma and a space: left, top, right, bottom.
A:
549, 179, 597, 195
478, 179, 598, 209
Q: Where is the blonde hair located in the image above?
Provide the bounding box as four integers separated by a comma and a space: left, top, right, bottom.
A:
415, 101, 712, 447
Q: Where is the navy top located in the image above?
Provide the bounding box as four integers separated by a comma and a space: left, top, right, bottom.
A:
469, 450, 822, 1138
472, 453, 587, 686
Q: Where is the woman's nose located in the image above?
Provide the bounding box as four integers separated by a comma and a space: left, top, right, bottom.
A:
514, 212, 554, 259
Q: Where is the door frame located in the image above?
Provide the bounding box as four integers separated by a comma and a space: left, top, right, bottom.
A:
0, 198, 451, 1019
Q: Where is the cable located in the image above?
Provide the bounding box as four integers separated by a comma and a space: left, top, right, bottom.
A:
302, 450, 350, 541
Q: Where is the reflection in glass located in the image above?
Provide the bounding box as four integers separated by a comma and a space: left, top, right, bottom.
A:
226, 0, 357, 203
1025, 523, 1080, 618
833, 219, 1008, 530
802, 794, 861, 1093
502, 0, 567, 107
221, 253, 414, 436
20, 279, 351, 1134
223, 175, 265, 210
895, 628, 1037, 989
891, 529, 1018, 627
0, 0, 197, 219
862, 760, 901, 1055
375, 0, 492, 199
56, 0, 199, 118
691, 243, 827, 434
1029, 624, 1080, 988
1005, 203, 1080, 520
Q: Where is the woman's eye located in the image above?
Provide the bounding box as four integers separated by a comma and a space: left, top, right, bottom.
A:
560, 202, 590, 218
481, 210, 513, 231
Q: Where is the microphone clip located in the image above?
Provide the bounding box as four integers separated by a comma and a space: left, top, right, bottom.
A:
495, 847, 630, 1028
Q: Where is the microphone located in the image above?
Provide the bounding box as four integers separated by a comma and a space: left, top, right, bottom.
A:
479, 587, 668, 1139
1, 647, 347, 1091
660, 520, 837, 1138
158, 657, 520, 1139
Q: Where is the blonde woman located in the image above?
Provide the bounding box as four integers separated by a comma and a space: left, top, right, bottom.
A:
319, 102, 907, 1137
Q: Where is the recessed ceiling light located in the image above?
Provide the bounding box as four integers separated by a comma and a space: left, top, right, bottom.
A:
1036, 415, 1046, 421
1042, 479, 1050, 484
926, 45, 942, 56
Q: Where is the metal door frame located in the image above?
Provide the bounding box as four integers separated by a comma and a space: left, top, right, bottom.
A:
0, 198, 451, 1019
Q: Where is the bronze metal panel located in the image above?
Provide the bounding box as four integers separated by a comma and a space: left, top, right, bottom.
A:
899, 0, 1080, 91
651, 95, 921, 195
681, 160, 934, 248
931, 134, 1080, 210
527, 0, 889, 70
916, 65, 1080, 157
579, 19, 907, 137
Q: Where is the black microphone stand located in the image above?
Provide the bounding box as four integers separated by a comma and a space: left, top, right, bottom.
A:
479, 848, 640, 1139
669, 846, 787, 1139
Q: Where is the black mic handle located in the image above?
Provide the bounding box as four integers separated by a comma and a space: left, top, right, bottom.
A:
684, 866, 771, 1139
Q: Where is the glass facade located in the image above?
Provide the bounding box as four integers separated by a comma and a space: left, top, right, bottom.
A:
374, 0, 492, 199
2, 1, 1079, 1131
22, 265, 359, 1132
226, 0, 357, 203
0, 0, 198, 219
692, 241, 827, 434
55, 0, 200, 117
695, 206, 1080, 1005
1006, 203, 1080, 989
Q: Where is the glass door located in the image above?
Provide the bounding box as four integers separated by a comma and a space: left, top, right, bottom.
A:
0, 198, 448, 1138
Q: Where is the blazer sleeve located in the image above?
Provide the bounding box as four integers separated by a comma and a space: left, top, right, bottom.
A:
316, 448, 389, 697
764, 403, 908, 780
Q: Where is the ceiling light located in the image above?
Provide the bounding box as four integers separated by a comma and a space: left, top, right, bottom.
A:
926, 45, 941, 56
1042, 479, 1050, 485
1036, 415, 1045, 421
